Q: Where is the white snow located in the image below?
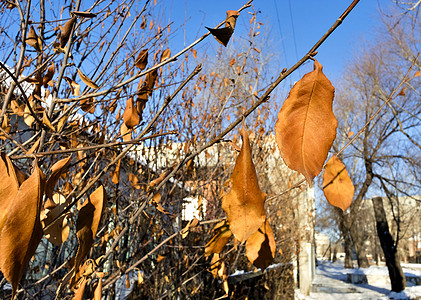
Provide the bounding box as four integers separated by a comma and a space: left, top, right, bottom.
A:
296, 261, 421, 300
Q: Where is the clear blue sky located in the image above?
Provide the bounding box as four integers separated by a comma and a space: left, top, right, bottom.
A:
163, 0, 392, 83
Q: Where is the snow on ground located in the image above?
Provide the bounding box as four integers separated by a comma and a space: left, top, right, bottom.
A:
296, 261, 421, 300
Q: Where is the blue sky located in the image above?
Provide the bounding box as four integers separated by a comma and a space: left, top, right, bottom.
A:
163, 0, 392, 83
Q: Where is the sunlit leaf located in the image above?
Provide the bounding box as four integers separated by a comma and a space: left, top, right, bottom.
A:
205, 220, 232, 256
0, 163, 45, 296
0, 152, 19, 233
275, 60, 337, 184
123, 97, 139, 129
26, 26, 40, 50
77, 68, 100, 89
45, 156, 72, 200
221, 128, 267, 242
135, 49, 148, 70
322, 155, 354, 211
42, 111, 55, 131
41, 193, 71, 246
64, 77, 80, 96
71, 185, 107, 286
112, 159, 121, 184
94, 272, 104, 300
160, 49, 171, 62
43, 62, 55, 87
26, 137, 40, 154
245, 219, 276, 270
60, 16, 77, 47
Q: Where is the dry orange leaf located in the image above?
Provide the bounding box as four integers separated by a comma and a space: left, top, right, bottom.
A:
43, 62, 55, 87
135, 49, 148, 70
322, 155, 354, 211
94, 272, 104, 300
73, 277, 87, 300
206, 10, 239, 47
221, 128, 267, 242
112, 159, 121, 184
41, 193, 71, 246
0, 163, 45, 296
0, 152, 20, 233
160, 48, 171, 62
157, 254, 165, 262
26, 26, 41, 50
120, 123, 132, 142
27, 137, 40, 154
205, 220, 232, 256
42, 111, 55, 131
77, 68, 100, 89
45, 156, 72, 200
71, 185, 107, 285
24, 101, 36, 127
64, 76, 80, 96
275, 60, 337, 184
60, 16, 76, 47
123, 97, 139, 129
245, 219, 276, 270
10, 100, 24, 117
80, 97, 96, 113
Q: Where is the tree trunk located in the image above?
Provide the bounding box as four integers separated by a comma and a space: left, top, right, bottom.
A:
372, 196, 406, 292
343, 230, 353, 268
349, 225, 370, 268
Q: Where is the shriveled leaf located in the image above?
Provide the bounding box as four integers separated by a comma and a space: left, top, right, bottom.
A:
123, 97, 139, 129
27, 137, 40, 154
43, 62, 55, 87
138, 270, 144, 285
41, 194, 71, 246
221, 128, 267, 242
26, 26, 40, 50
0, 163, 45, 296
94, 272, 104, 300
77, 68, 100, 89
45, 156, 72, 200
72, 11, 97, 18
120, 123, 132, 142
71, 185, 107, 285
181, 217, 199, 239
275, 60, 337, 184
226, 10, 240, 29
160, 49, 171, 62
60, 16, 77, 47
149, 168, 173, 188
245, 219, 276, 270
0, 152, 20, 232
210, 253, 220, 278
322, 155, 354, 211
112, 159, 121, 184
73, 277, 87, 300
206, 10, 239, 47
10, 100, 24, 117
206, 26, 234, 47
80, 97, 96, 113
24, 100, 36, 127
42, 111, 55, 131
135, 49, 148, 70
1, 115, 11, 139
64, 77, 80, 96
205, 220, 232, 256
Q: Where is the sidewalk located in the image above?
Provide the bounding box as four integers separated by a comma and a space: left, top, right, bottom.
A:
295, 261, 421, 300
